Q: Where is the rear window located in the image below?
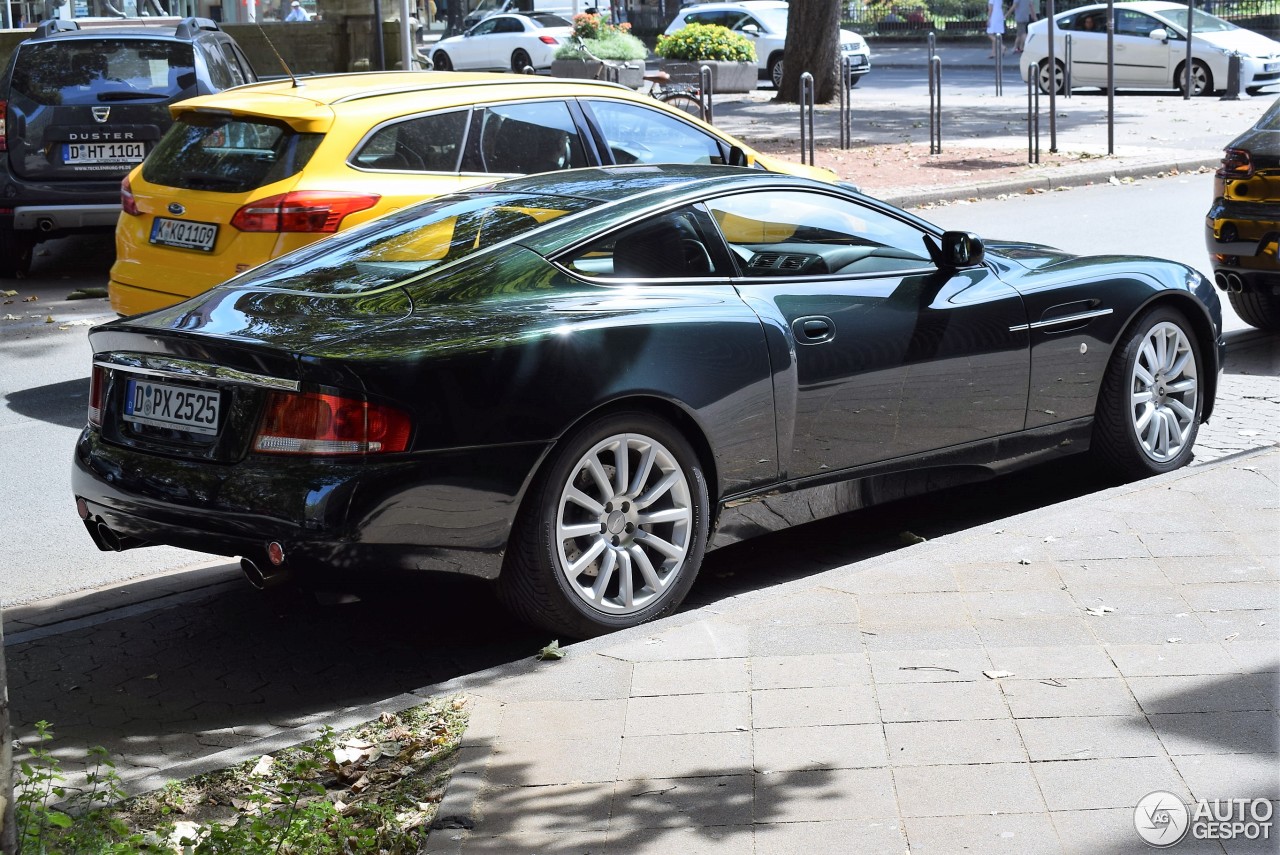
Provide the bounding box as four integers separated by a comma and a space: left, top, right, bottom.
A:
528, 12, 570, 26
142, 113, 322, 193
239, 191, 599, 295
11, 39, 196, 106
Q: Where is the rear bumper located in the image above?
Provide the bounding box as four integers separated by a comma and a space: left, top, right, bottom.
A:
13, 203, 121, 231
72, 427, 550, 582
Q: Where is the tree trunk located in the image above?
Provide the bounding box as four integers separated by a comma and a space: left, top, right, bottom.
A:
1, 621, 16, 855
776, 0, 841, 103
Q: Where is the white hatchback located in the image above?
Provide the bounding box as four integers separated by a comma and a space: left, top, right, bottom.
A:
662, 0, 872, 88
1020, 1, 1280, 96
431, 12, 573, 73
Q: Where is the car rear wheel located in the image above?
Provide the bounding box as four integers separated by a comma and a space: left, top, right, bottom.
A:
1228, 289, 1280, 331
1093, 306, 1202, 479
432, 50, 452, 71
1176, 59, 1212, 96
0, 226, 34, 279
1036, 59, 1065, 95
499, 411, 709, 638
768, 53, 784, 88
511, 48, 532, 73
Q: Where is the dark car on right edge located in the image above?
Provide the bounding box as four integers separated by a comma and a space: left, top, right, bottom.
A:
1205, 97, 1280, 331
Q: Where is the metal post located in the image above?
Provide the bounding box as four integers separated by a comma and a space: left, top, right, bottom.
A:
800, 72, 815, 165
1064, 33, 1072, 98
995, 39, 1003, 96
373, 0, 387, 71
700, 64, 715, 125
1184, 0, 1196, 99
1047, 0, 1058, 150
839, 56, 852, 149
1222, 51, 1244, 100
930, 55, 942, 154
1107, 0, 1114, 154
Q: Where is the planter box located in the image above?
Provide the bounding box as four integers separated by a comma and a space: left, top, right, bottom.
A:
660, 60, 757, 94
549, 58, 645, 89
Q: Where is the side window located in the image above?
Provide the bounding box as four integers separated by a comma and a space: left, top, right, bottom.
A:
354, 109, 469, 172
586, 100, 723, 166
472, 18, 499, 35
559, 206, 723, 279
463, 101, 588, 174
232, 45, 258, 82
217, 43, 247, 86
1116, 10, 1158, 37
495, 16, 523, 32
705, 190, 932, 277
686, 11, 730, 26
198, 43, 232, 90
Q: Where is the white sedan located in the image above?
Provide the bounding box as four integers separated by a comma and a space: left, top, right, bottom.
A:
1020, 1, 1280, 96
431, 12, 573, 74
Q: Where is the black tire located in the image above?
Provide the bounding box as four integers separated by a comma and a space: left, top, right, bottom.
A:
511, 49, 532, 73
498, 411, 710, 639
1037, 59, 1065, 95
0, 226, 34, 279
848, 75, 861, 88
1177, 59, 1213, 96
660, 92, 704, 119
1228, 289, 1280, 331
768, 53, 784, 88
432, 50, 452, 71
1093, 306, 1203, 480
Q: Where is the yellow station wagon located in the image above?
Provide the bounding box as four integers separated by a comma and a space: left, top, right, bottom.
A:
110, 71, 834, 316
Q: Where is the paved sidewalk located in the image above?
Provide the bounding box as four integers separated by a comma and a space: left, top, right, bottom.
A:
424, 448, 1279, 854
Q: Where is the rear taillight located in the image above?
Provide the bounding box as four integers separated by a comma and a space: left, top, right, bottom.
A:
121, 175, 140, 216
1218, 147, 1253, 179
230, 191, 381, 233
253, 390, 410, 455
88, 365, 105, 427
539, 35, 558, 44
0, 99, 8, 152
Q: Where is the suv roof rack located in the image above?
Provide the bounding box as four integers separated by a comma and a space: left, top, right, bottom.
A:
174, 16, 221, 38
33, 19, 81, 38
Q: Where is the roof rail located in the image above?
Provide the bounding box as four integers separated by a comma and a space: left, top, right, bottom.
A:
33, 18, 81, 38
174, 16, 220, 38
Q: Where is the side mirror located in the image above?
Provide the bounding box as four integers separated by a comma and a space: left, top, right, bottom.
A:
1149, 27, 1169, 42
741, 24, 760, 36
727, 145, 752, 167
941, 230, 984, 267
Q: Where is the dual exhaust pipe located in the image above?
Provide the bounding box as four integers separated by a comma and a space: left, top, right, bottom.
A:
1215, 271, 1246, 294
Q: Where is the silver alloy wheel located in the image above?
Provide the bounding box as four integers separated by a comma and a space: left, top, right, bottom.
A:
770, 58, 784, 88
1180, 61, 1210, 96
554, 432, 694, 616
1130, 320, 1199, 463
1037, 59, 1064, 94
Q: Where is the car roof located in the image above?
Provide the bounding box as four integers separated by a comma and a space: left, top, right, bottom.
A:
170, 71, 638, 125
489, 163, 820, 204
1061, 1, 1188, 13
680, 0, 786, 6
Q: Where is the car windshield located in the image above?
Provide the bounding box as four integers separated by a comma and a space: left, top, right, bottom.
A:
10, 39, 196, 106
1150, 7, 1238, 33
142, 113, 322, 193
240, 191, 599, 295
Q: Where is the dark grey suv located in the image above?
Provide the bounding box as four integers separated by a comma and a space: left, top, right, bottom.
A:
0, 17, 257, 277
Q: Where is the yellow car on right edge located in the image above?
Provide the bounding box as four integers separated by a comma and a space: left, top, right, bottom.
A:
1205, 97, 1280, 331
109, 71, 837, 317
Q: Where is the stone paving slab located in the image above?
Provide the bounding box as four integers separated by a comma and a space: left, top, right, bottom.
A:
425, 449, 1280, 854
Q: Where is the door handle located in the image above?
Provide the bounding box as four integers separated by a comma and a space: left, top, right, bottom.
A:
793, 315, 834, 344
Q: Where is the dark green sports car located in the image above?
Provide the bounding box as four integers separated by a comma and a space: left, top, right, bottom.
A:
74, 165, 1224, 637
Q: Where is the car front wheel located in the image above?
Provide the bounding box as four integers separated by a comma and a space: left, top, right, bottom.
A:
1177, 59, 1212, 96
500, 412, 709, 638
1093, 306, 1203, 479
1036, 59, 1065, 95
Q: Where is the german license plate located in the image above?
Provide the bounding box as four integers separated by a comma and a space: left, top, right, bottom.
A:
848, 54, 867, 66
1266, 62, 1279, 72
63, 142, 145, 164
123, 378, 220, 435
150, 217, 218, 252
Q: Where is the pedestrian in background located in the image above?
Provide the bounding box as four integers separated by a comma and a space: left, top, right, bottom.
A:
1007, 0, 1037, 53
285, 0, 310, 21
986, 0, 1005, 56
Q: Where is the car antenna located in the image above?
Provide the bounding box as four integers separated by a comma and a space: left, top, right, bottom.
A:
256, 24, 302, 88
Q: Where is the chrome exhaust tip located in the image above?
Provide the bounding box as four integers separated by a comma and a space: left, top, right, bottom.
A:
241, 556, 290, 590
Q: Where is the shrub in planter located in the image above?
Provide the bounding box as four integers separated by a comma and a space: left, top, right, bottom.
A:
654, 23, 756, 63
655, 23, 757, 93
553, 12, 647, 62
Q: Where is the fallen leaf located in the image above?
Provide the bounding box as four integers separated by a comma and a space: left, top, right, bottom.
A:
983, 670, 1015, 679
250, 755, 275, 777
537, 640, 566, 660
1018, 559, 1032, 566
899, 665, 960, 673
1166, 637, 1182, 644
21, 295, 38, 302
0, 290, 16, 297
1084, 605, 1115, 617
1224, 632, 1240, 642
